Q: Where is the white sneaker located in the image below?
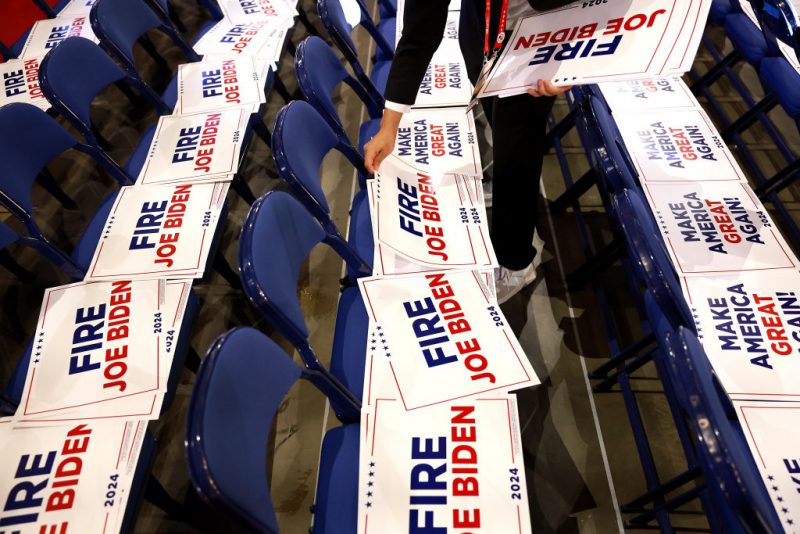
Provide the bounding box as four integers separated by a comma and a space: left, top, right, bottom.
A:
482, 179, 493, 208
495, 262, 536, 304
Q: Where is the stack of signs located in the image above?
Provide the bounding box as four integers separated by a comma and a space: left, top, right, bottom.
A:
0, 57, 49, 110
392, 108, 481, 175
137, 109, 249, 186
413, 13, 473, 109
356, 270, 538, 531
217, 0, 296, 27
597, 76, 699, 113
733, 401, 800, 531
13, 279, 191, 423
174, 57, 267, 115
368, 155, 496, 275
475, 0, 712, 98
85, 182, 228, 281
0, 419, 147, 533
682, 271, 800, 401
193, 19, 288, 64
19, 15, 97, 58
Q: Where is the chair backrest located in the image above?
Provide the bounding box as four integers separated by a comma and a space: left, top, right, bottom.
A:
586, 95, 639, 192
90, 0, 199, 76
295, 36, 382, 140
186, 326, 300, 533
667, 328, 784, 533
761, 0, 800, 57
39, 37, 169, 146
612, 189, 694, 329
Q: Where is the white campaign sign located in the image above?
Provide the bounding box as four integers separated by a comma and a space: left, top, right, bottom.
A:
357, 396, 532, 534
86, 182, 229, 281
59, 0, 98, 16
358, 271, 540, 410
137, 109, 248, 186
217, 0, 296, 27
20, 16, 97, 58
413, 40, 473, 109
682, 271, 800, 401
372, 156, 496, 270
393, 108, 481, 175
615, 108, 747, 182
734, 400, 800, 532
598, 76, 698, 112
0, 419, 145, 533
0, 57, 49, 111
174, 57, 266, 115
194, 19, 286, 63
478, 0, 708, 97
643, 181, 798, 275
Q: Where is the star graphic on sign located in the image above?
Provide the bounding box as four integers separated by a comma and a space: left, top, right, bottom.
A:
376, 325, 382, 331
782, 508, 789, 514
369, 462, 375, 468
773, 485, 779, 491
366, 491, 373, 497
366, 502, 372, 508
369, 471, 375, 477
386, 352, 391, 358
788, 519, 794, 525
368, 481, 374, 487
778, 496, 784, 502
379, 332, 384, 338
768, 475, 775, 481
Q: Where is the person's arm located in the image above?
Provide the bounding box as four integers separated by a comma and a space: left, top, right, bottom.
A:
365, 0, 450, 172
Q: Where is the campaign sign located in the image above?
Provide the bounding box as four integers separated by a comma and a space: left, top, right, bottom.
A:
734, 400, 800, 531
194, 19, 282, 60
137, 109, 248, 186
372, 156, 496, 270
682, 271, 800, 401
394, 108, 481, 176
357, 397, 532, 534
358, 270, 540, 410
20, 16, 97, 58
478, 0, 706, 97
643, 181, 797, 275
0, 419, 145, 533
0, 57, 49, 111
86, 182, 229, 280
174, 57, 266, 115
59, 0, 98, 16
598, 76, 698, 112
413, 41, 473, 109
218, 0, 295, 27
615, 108, 747, 182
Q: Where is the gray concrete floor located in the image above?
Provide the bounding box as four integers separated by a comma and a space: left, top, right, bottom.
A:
2, 3, 800, 533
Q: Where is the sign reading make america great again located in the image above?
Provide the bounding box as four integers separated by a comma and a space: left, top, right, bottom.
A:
683, 271, 800, 401
643, 181, 798, 275
86, 182, 228, 281
357, 397, 532, 534
0, 419, 145, 534
598, 76, 698, 113
358, 271, 539, 410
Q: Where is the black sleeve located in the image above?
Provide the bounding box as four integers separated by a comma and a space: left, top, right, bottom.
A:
384, 0, 451, 106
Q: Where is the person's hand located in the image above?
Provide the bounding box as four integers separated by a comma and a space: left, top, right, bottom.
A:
527, 80, 572, 97
364, 108, 403, 173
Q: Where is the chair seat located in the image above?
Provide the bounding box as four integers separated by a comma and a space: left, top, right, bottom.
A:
313, 423, 360, 534
725, 14, 769, 66
370, 60, 391, 96
759, 56, 800, 118
330, 287, 369, 401
124, 124, 158, 178
358, 119, 380, 156
70, 190, 119, 270
347, 189, 374, 280
376, 18, 396, 62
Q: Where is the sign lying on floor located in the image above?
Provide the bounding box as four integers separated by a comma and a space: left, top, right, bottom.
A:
598, 76, 698, 112
357, 396, 533, 534
20, 16, 98, 58
358, 270, 539, 410
0, 57, 49, 111
642, 180, 798, 275
137, 109, 249, 186
682, 271, 800, 401
86, 182, 228, 280
475, 0, 711, 99
174, 57, 267, 115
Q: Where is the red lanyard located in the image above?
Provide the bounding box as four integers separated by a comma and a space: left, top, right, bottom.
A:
484, 0, 510, 60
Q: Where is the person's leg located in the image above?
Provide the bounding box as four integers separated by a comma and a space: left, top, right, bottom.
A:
490, 92, 556, 270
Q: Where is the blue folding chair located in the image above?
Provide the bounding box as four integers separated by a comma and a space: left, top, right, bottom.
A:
0, 220, 37, 282
185, 326, 359, 533
666, 328, 785, 532
239, 191, 370, 421
271, 100, 372, 279
317, 0, 394, 105
295, 36, 383, 155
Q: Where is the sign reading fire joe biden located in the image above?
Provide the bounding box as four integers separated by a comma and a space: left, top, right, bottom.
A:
371, 155, 496, 271
20, 17, 97, 58
393, 108, 481, 176
193, 19, 286, 63
174, 57, 266, 115
598, 76, 698, 113
217, 0, 295, 27
86, 182, 228, 281
0, 419, 145, 534
14, 279, 192, 423
682, 271, 800, 401
357, 396, 533, 533
614, 108, 747, 182
358, 270, 540, 410
643, 181, 798, 275
137, 109, 249, 186
733, 400, 800, 531
0, 58, 50, 111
